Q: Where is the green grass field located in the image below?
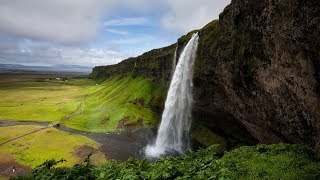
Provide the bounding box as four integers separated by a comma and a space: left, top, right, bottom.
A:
0, 77, 95, 122
0, 125, 106, 168
64, 76, 166, 132
0, 73, 165, 132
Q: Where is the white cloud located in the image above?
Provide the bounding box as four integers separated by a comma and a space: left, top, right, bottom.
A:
60, 48, 124, 66
0, 0, 231, 44
161, 0, 231, 33
104, 17, 148, 27
105, 29, 129, 35
110, 35, 153, 45
0, 1, 157, 44
116, 0, 163, 13
0, 38, 125, 66
0, 0, 231, 66
0, 0, 117, 44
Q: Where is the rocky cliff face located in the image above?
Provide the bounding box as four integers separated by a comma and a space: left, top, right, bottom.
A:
194, 0, 320, 149
90, 0, 320, 149
90, 44, 176, 85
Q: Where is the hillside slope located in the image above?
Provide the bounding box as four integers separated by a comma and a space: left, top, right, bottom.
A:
64, 76, 166, 132
90, 0, 320, 149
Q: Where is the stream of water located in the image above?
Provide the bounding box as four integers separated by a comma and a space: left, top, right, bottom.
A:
145, 33, 199, 158
0, 121, 155, 161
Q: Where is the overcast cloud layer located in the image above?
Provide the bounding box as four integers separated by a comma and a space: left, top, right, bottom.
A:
0, 0, 230, 66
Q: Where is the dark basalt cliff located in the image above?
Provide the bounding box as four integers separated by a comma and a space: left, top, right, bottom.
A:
194, 0, 320, 149
91, 0, 320, 149
90, 44, 176, 85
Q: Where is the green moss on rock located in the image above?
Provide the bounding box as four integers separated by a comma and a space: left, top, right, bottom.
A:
89, 45, 177, 85
191, 124, 227, 152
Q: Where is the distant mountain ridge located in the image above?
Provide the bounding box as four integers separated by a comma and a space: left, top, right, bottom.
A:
0, 64, 92, 73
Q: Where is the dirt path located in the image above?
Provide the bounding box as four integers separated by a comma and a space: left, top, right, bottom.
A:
0, 126, 48, 146
71, 101, 84, 118
59, 101, 84, 123
0, 101, 84, 147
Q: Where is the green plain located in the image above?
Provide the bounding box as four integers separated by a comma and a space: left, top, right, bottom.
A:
0, 74, 165, 132
0, 78, 95, 122
0, 125, 106, 168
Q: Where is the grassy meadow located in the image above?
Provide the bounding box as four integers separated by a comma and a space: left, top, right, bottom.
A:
0, 74, 95, 122
0, 125, 106, 168
0, 73, 165, 132
64, 76, 166, 132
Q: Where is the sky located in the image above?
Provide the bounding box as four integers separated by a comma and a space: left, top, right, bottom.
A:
0, 0, 231, 67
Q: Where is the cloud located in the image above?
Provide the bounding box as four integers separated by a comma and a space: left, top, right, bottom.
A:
0, 38, 125, 66
0, 1, 156, 44
105, 29, 129, 35
0, 0, 117, 44
161, 0, 231, 33
116, 0, 163, 13
0, 0, 231, 66
60, 48, 124, 66
104, 17, 148, 27
0, 0, 231, 44
110, 35, 153, 45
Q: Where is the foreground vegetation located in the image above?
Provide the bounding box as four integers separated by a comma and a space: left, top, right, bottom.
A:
12, 144, 320, 179
0, 125, 106, 168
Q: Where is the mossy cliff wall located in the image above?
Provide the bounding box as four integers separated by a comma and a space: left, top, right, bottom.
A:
90, 0, 320, 149
90, 44, 176, 84
193, 0, 320, 149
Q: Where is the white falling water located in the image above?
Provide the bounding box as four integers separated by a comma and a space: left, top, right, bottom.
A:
145, 33, 199, 158
172, 45, 178, 74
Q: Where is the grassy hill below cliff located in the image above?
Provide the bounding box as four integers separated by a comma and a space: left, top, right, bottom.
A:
64, 76, 166, 133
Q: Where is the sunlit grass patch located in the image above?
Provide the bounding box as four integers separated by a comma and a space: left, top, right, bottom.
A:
0, 78, 94, 122
64, 76, 166, 133
0, 125, 106, 168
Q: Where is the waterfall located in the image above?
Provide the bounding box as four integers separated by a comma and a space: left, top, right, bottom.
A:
145, 33, 199, 158
172, 45, 178, 74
